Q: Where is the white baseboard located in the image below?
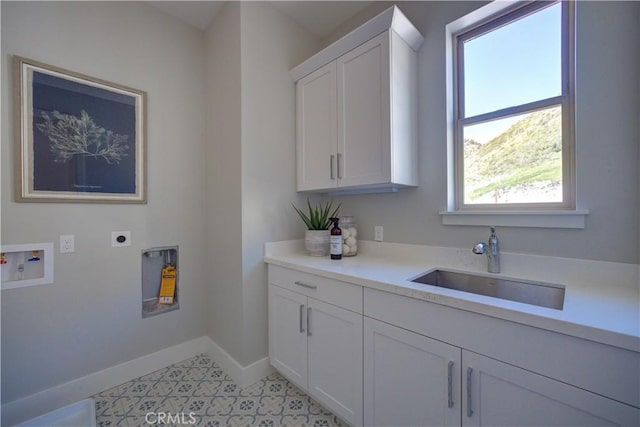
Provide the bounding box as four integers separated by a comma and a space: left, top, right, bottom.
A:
1, 336, 273, 426
204, 337, 274, 389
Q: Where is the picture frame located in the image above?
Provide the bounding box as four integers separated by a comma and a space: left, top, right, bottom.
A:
13, 56, 146, 203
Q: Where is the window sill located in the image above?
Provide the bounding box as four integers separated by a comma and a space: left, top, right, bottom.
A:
440, 210, 589, 229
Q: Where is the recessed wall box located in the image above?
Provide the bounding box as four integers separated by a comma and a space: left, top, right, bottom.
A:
1, 243, 54, 290
141, 246, 178, 318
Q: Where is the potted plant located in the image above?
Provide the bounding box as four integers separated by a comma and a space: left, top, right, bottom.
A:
292, 199, 341, 256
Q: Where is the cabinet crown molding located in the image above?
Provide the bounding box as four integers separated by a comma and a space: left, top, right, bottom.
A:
290, 5, 424, 82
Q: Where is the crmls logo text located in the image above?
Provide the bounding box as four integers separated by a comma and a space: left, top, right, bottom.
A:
145, 412, 197, 425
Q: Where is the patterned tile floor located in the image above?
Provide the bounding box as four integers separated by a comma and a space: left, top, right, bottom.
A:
92, 354, 344, 427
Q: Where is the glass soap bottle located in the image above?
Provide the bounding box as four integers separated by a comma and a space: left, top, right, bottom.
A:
330, 217, 342, 260
340, 216, 357, 257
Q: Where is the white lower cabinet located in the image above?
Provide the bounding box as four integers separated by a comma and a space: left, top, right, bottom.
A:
462, 350, 639, 426
268, 266, 639, 427
364, 317, 461, 427
363, 317, 639, 427
268, 284, 308, 389
268, 283, 363, 426
307, 297, 363, 426
364, 318, 638, 427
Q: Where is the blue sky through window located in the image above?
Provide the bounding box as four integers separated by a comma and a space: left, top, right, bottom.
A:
463, 2, 561, 144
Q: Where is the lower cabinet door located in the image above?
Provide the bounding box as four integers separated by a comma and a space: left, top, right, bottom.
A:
364, 317, 462, 427
307, 298, 363, 426
268, 285, 308, 390
462, 350, 640, 426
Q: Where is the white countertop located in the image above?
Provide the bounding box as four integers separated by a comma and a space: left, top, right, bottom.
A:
264, 240, 640, 352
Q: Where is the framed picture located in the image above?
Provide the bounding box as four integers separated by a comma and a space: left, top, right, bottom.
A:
13, 56, 146, 203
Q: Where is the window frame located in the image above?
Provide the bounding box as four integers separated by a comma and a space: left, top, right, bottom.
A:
451, 0, 576, 212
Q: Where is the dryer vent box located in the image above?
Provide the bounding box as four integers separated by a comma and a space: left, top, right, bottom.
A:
141, 246, 178, 318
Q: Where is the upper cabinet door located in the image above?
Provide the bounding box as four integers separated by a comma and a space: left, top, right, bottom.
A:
296, 62, 338, 191
337, 33, 391, 188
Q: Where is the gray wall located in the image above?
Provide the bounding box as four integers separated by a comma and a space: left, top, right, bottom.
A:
204, 2, 321, 366
238, 1, 322, 365
324, 1, 640, 264
204, 0, 245, 370
1, 1, 208, 404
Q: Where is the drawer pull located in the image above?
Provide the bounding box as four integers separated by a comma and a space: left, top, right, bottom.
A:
447, 361, 454, 408
299, 304, 305, 333
466, 367, 473, 417
294, 281, 317, 290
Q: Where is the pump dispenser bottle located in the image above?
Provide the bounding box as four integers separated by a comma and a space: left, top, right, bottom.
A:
330, 218, 342, 260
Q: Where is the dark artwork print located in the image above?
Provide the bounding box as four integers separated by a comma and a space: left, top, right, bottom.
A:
32, 71, 137, 194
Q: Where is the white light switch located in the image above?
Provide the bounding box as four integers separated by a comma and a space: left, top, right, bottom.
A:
60, 235, 75, 253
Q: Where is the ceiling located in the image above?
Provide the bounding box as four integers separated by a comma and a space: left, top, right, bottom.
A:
149, 1, 374, 38
149, 1, 226, 31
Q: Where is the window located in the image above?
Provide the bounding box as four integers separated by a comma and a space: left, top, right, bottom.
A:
449, 0, 575, 212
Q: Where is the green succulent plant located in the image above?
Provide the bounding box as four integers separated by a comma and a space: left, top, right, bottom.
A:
292, 199, 341, 230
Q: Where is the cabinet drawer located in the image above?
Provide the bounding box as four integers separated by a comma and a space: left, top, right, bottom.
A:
269, 265, 362, 313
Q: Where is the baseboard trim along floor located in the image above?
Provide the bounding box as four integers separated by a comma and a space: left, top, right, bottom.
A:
205, 338, 274, 389
2, 336, 272, 426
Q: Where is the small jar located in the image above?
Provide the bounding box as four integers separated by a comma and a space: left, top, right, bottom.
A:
339, 216, 358, 257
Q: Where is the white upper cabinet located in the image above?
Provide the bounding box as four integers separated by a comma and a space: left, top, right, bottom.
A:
291, 6, 423, 194
337, 33, 391, 189
296, 62, 338, 191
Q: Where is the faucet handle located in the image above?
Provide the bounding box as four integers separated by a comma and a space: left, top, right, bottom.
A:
472, 242, 487, 254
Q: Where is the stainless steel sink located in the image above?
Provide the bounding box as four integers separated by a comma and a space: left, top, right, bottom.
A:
411, 269, 565, 310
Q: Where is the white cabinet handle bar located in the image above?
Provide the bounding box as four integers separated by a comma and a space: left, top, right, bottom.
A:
467, 367, 473, 417
294, 281, 317, 289
448, 361, 454, 408
330, 155, 335, 180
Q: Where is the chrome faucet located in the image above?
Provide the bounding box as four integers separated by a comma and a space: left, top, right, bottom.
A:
473, 227, 500, 273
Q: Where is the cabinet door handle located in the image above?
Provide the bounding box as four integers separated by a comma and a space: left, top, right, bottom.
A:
307, 307, 312, 336
466, 367, 473, 417
299, 304, 305, 333
330, 155, 335, 180
447, 361, 454, 408
337, 153, 342, 179
294, 281, 317, 290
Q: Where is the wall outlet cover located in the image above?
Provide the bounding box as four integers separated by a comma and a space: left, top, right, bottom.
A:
374, 226, 384, 242
112, 231, 131, 247
59, 235, 75, 253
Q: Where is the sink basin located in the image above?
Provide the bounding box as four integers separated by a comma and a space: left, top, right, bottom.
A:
411, 269, 565, 310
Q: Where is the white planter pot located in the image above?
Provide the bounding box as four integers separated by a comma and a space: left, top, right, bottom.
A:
304, 230, 330, 256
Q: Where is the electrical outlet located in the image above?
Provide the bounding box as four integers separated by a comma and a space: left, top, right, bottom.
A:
112, 231, 131, 247
60, 235, 75, 253
374, 226, 384, 242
